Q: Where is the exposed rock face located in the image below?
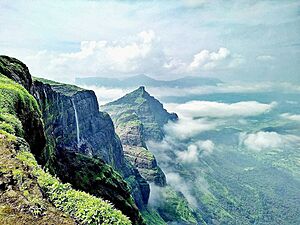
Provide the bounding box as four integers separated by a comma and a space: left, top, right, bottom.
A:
102, 86, 178, 187
32, 78, 149, 222
33, 79, 124, 169
0, 56, 33, 92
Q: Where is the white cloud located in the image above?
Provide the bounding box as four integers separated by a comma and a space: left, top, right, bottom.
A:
166, 172, 197, 207
281, 113, 300, 122
25, 30, 166, 81
177, 140, 215, 163
164, 117, 218, 140
177, 144, 199, 163
182, 0, 209, 7
239, 131, 300, 151
165, 101, 276, 118
197, 140, 215, 155
188, 47, 231, 71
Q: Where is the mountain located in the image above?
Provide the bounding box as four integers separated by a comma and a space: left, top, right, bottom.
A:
102, 87, 175, 186
76, 74, 222, 88
102, 87, 199, 224
0, 56, 150, 224
103, 86, 178, 142
0, 56, 133, 224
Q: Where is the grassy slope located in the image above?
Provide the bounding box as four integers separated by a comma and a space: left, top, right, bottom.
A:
33, 77, 84, 96
0, 74, 131, 225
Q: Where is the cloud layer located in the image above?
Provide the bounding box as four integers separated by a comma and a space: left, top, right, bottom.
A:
281, 113, 300, 122
165, 101, 276, 118
164, 118, 218, 140
239, 131, 300, 151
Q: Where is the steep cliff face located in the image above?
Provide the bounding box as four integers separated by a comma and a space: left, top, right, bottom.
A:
32, 78, 149, 223
102, 87, 178, 187
33, 78, 124, 169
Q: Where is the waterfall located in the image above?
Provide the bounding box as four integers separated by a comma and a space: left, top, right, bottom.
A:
71, 99, 80, 147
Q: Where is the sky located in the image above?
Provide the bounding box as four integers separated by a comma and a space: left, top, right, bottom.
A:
0, 0, 299, 83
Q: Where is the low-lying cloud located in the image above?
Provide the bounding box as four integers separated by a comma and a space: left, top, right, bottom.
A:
165, 101, 276, 118
177, 140, 215, 163
166, 172, 198, 207
239, 131, 300, 151
281, 113, 300, 122
177, 144, 199, 163
164, 117, 218, 140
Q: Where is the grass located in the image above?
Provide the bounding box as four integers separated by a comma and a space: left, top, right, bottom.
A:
34, 77, 84, 96
17, 149, 131, 225
141, 207, 166, 225
0, 74, 40, 138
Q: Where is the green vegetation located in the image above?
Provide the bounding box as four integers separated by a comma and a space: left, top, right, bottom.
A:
141, 208, 166, 225
0, 135, 75, 225
17, 149, 131, 225
0, 57, 24, 74
48, 149, 145, 225
34, 77, 84, 96
156, 186, 198, 224
0, 74, 39, 137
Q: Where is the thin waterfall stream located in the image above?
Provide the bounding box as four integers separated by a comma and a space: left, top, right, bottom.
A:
71, 99, 80, 148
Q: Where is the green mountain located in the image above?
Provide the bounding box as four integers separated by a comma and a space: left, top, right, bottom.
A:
102, 86, 175, 186
103, 86, 178, 141
102, 87, 199, 224
76, 74, 222, 88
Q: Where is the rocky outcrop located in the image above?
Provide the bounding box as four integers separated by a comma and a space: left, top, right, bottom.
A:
102, 87, 178, 187
102, 87, 199, 224
0, 56, 33, 92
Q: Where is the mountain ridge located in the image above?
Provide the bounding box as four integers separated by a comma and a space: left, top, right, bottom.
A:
76, 74, 222, 88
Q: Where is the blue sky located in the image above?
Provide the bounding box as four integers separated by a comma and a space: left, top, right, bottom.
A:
0, 0, 299, 82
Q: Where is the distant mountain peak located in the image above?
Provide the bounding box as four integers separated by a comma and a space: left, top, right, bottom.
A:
103, 88, 177, 141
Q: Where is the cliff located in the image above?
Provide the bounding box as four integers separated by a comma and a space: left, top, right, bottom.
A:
0, 58, 131, 224
32, 77, 150, 215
